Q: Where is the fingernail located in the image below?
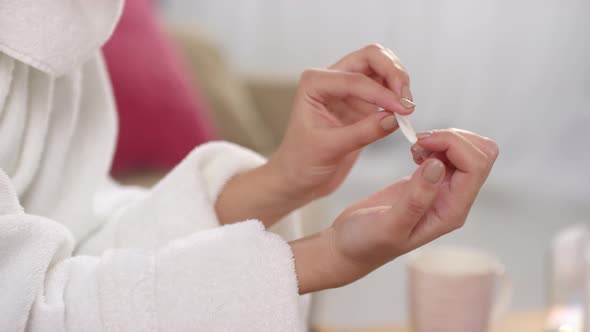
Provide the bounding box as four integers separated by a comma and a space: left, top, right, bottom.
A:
416, 131, 432, 140
413, 146, 431, 161
400, 97, 415, 109
422, 159, 445, 184
379, 115, 398, 131
411, 144, 423, 153
419, 151, 432, 161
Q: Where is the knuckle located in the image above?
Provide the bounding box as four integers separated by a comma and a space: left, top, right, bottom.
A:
448, 127, 461, 135
386, 51, 408, 79
299, 69, 319, 85
450, 218, 467, 231
397, 176, 412, 188
364, 43, 385, 52
446, 128, 462, 140
445, 207, 467, 231
452, 211, 469, 230
365, 44, 411, 85
386, 48, 399, 59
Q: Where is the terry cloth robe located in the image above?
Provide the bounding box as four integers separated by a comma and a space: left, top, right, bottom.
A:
0, 0, 309, 331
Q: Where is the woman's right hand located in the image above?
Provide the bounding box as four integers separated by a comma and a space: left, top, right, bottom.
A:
291, 129, 499, 294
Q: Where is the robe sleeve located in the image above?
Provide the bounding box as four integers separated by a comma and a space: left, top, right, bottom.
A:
0, 167, 305, 332
78, 141, 273, 252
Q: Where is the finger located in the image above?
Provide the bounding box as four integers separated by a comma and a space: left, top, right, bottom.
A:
442, 128, 500, 160
326, 97, 381, 124
411, 132, 496, 168
383, 158, 446, 236
342, 97, 382, 116
329, 44, 414, 105
410, 145, 433, 165
369, 72, 386, 86
329, 44, 409, 91
415, 129, 497, 206
415, 129, 491, 174
323, 111, 399, 154
384, 47, 412, 99
413, 129, 499, 164
300, 69, 410, 114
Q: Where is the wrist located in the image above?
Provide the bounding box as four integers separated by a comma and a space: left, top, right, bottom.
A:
264, 155, 317, 205
291, 227, 355, 294
215, 160, 311, 227
290, 229, 338, 294
291, 226, 390, 294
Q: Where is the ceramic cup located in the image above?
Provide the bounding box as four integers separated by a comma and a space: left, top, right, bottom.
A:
407, 246, 511, 332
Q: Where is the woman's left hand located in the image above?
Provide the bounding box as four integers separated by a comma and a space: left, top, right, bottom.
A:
268, 44, 416, 203
291, 129, 499, 294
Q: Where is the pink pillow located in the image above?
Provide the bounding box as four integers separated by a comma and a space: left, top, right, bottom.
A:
103, 0, 216, 174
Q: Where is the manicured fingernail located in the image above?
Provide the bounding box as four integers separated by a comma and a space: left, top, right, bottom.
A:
413, 146, 431, 161
401, 86, 414, 109
419, 151, 432, 161
416, 131, 432, 140
422, 159, 445, 184
400, 97, 415, 109
380, 115, 398, 131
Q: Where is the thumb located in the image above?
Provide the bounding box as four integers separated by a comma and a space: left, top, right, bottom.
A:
327, 112, 397, 154
384, 158, 445, 235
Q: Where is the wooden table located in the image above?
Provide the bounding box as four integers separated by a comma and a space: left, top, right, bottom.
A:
313, 311, 545, 332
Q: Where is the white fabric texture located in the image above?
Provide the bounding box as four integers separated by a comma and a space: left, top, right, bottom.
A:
0, 0, 124, 76
0, 1, 308, 331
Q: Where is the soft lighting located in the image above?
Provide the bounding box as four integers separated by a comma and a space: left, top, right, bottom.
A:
545, 305, 583, 332
558, 325, 573, 332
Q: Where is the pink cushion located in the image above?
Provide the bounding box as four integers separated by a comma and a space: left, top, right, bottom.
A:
103, 0, 216, 174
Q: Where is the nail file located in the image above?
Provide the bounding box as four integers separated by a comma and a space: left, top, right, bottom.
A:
395, 113, 418, 144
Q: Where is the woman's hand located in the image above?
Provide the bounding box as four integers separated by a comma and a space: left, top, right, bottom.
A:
291, 129, 499, 294
269, 44, 416, 203
216, 44, 413, 227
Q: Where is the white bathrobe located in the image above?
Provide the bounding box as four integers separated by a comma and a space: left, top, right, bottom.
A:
0, 1, 308, 331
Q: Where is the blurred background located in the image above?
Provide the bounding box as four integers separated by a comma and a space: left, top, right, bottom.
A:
108, 0, 589, 328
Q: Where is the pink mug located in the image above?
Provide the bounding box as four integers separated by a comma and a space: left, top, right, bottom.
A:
407, 246, 511, 332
